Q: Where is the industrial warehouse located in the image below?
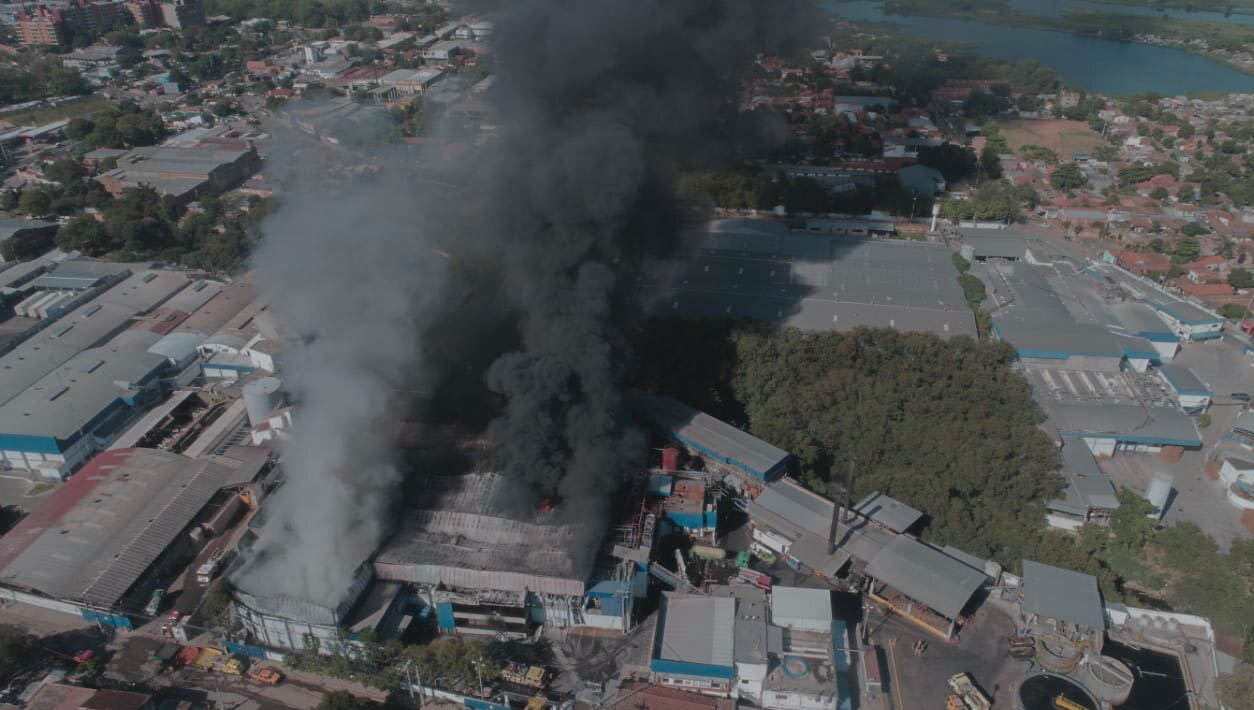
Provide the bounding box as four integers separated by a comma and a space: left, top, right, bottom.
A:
650, 218, 977, 338
970, 244, 1208, 457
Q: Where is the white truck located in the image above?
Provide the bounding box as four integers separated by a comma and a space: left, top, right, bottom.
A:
196, 550, 224, 585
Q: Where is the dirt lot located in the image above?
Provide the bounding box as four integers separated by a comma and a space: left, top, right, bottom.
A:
995, 119, 1104, 157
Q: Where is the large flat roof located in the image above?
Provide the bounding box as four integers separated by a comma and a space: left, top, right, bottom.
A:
1045, 400, 1202, 447
373, 473, 599, 596
654, 593, 735, 669
863, 536, 985, 619
632, 395, 789, 478
957, 227, 1040, 259
0, 347, 166, 443
1159, 365, 1210, 396
652, 219, 975, 338
1022, 559, 1104, 629
854, 491, 923, 532
0, 267, 189, 407
0, 447, 266, 607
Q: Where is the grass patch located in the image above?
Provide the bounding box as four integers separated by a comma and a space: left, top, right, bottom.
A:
995, 118, 1104, 158
25, 482, 55, 496
0, 94, 111, 127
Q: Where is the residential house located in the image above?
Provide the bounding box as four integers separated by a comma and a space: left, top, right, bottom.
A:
1116, 249, 1171, 276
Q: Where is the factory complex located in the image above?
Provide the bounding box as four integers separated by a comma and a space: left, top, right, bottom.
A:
0, 222, 1235, 710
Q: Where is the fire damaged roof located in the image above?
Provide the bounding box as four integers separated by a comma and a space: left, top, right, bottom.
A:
373, 473, 599, 596
0, 447, 267, 607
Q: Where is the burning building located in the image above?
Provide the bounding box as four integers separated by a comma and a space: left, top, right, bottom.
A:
373, 472, 608, 639
230, 560, 408, 652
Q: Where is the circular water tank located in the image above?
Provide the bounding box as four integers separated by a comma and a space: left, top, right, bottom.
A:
1019, 673, 1099, 710
243, 377, 283, 425
1146, 474, 1173, 519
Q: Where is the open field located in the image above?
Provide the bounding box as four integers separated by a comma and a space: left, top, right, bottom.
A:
995, 118, 1104, 157
0, 94, 111, 128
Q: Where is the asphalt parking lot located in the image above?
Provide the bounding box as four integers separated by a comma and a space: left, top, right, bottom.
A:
864, 600, 1021, 710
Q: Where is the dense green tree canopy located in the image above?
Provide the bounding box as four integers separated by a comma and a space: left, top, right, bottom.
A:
634, 322, 1064, 564
1050, 162, 1087, 190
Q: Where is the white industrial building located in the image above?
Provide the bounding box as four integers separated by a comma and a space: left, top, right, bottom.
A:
1157, 365, 1211, 414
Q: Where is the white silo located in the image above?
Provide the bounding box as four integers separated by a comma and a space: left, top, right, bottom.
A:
243, 377, 283, 426
1146, 474, 1173, 519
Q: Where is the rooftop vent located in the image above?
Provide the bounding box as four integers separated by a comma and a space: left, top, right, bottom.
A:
47, 385, 69, 401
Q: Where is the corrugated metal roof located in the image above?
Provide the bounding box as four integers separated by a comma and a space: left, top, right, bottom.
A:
863, 537, 985, 619
1046, 401, 1202, 447
0, 448, 265, 607
1159, 365, 1210, 396
656, 593, 734, 667
853, 491, 923, 533
770, 586, 832, 626
1022, 560, 1105, 630
633, 396, 788, 477
372, 473, 598, 596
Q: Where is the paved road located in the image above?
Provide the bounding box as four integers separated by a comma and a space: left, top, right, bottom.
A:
1100, 336, 1254, 549
0, 475, 55, 514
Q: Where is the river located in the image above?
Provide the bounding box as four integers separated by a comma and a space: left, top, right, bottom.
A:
825, 1, 1254, 95
1011, 0, 1254, 24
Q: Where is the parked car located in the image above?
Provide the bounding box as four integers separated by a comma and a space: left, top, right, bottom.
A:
1232, 392, 1251, 402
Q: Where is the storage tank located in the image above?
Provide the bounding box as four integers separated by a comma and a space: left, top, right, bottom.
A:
1146, 473, 1173, 519
243, 377, 283, 425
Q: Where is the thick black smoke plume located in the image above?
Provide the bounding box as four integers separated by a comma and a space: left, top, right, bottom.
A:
237, 0, 815, 606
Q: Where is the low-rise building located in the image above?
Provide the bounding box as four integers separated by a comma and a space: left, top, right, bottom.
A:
650, 593, 737, 697
1158, 365, 1212, 413
94, 142, 260, 205
1046, 439, 1120, 531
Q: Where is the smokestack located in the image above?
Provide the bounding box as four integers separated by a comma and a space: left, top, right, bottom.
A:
235, 0, 817, 607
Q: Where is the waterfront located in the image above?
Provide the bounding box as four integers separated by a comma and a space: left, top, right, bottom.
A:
827, 0, 1254, 94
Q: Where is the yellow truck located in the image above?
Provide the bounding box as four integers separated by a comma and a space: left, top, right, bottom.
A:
191, 647, 224, 672
502, 662, 550, 689
223, 656, 247, 675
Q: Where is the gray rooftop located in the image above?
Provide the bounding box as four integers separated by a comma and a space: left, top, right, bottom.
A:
771, 586, 833, 626
958, 227, 1038, 260
1235, 411, 1254, 436
863, 536, 986, 619
989, 262, 1133, 359
0, 218, 58, 240
854, 491, 923, 532
651, 219, 975, 338
0, 447, 267, 607
0, 268, 189, 407
1021, 559, 1105, 630
373, 473, 599, 596
1159, 365, 1210, 396
0, 347, 166, 441
655, 593, 735, 668
633, 395, 789, 477
709, 583, 769, 664
1044, 401, 1202, 447
748, 478, 892, 572
1050, 439, 1119, 514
